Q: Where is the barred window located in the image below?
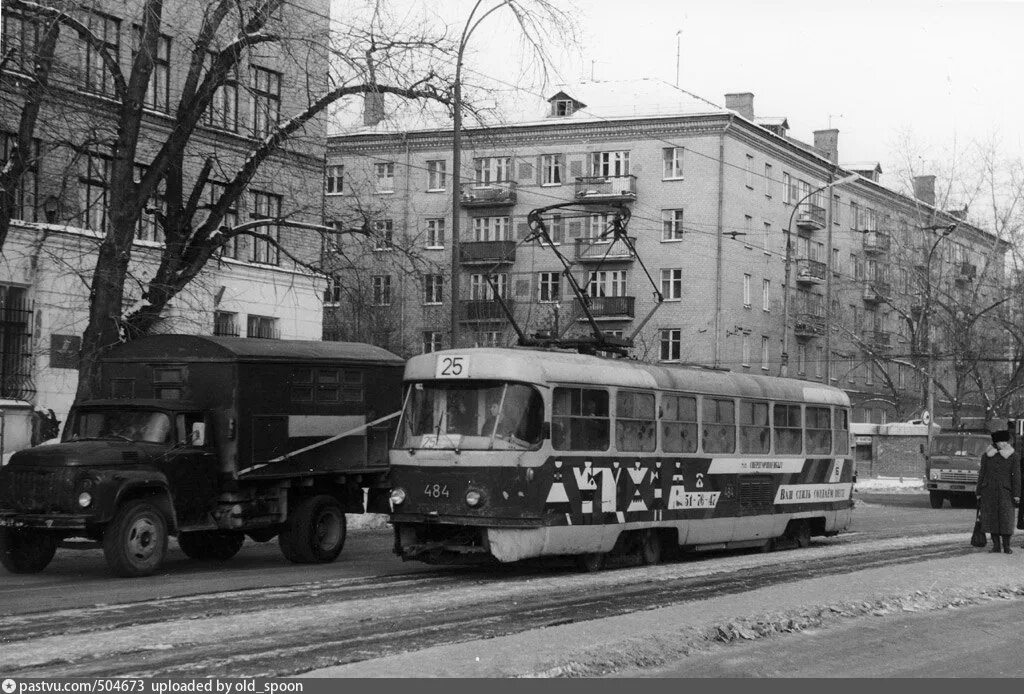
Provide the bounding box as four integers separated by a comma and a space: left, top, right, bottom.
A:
0, 285, 33, 400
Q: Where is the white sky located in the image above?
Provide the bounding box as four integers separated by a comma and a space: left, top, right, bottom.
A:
344, 0, 1024, 191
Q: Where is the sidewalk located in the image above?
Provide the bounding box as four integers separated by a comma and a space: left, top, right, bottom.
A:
304, 540, 1024, 678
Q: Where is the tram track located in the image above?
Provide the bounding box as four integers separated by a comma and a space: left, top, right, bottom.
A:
2, 538, 973, 678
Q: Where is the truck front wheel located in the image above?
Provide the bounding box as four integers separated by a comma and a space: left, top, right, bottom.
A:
929, 491, 945, 509
0, 528, 57, 574
103, 499, 169, 577
278, 495, 346, 564
178, 530, 245, 561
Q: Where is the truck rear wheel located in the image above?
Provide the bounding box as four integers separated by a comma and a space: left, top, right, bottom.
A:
178, 530, 245, 561
0, 528, 57, 574
278, 495, 346, 564
103, 499, 169, 577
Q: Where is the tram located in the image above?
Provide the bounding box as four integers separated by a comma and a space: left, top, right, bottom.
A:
388, 346, 854, 569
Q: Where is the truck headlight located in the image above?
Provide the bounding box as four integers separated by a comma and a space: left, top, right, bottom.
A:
390, 488, 406, 506
929, 469, 940, 480
77, 492, 93, 508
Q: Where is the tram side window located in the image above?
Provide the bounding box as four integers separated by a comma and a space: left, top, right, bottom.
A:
702, 397, 735, 454
774, 404, 802, 454
739, 400, 770, 453
662, 394, 698, 453
833, 407, 850, 454
552, 387, 609, 451
616, 391, 656, 452
806, 406, 832, 454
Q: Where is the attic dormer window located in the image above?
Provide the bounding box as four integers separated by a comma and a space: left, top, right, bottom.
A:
552, 99, 575, 117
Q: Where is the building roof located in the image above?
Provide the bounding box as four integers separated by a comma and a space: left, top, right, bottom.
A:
100, 335, 405, 366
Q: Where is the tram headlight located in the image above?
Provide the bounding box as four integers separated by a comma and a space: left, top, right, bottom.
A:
465, 489, 484, 508
77, 492, 93, 508
390, 488, 407, 506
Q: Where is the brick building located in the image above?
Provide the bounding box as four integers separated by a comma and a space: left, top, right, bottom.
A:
325, 78, 1009, 424
0, 0, 331, 450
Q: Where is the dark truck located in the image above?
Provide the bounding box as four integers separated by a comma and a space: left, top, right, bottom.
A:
0, 335, 403, 577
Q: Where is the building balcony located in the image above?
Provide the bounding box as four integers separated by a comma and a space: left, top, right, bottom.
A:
460, 181, 517, 208
862, 231, 891, 254
574, 295, 635, 320
574, 175, 637, 203
459, 240, 517, 265
795, 258, 826, 284
863, 280, 890, 304
795, 203, 826, 231
459, 299, 514, 322
794, 312, 825, 339
574, 236, 637, 263
863, 330, 892, 353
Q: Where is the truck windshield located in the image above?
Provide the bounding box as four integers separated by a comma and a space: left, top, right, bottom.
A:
930, 435, 990, 457
396, 380, 544, 451
66, 410, 173, 444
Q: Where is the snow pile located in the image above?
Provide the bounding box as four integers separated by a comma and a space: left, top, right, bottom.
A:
855, 476, 925, 493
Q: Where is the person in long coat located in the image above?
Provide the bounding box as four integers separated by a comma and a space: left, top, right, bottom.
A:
976, 429, 1021, 553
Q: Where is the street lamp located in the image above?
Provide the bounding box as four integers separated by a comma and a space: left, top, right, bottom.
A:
921, 222, 957, 451
449, 1, 511, 349
780, 173, 859, 378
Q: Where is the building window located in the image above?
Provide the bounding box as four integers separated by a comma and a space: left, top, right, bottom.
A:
246, 314, 278, 339
744, 215, 752, 243
251, 66, 281, 138
426, 160, 446, 191
541, 154, 564, 185
587, 212, 614, 239
132, 28, 171, 112
2, 11, 38, 75
325, 165, 344, 195
426, 218, 445, 248
782, 172, 792, 204
209, 181, 239, 259
134, 164, 165, 243
662, 209, 684, 241
538, 272, 560, 302
373, 219, 394, 250
0, 132, 38, 222
589, 151, 629, 177
374, 161, 395, 193
475, 330, 502, 348
762, 279, 770, 311
547, 214, 564, 244
741, 335, 750, 367
816, 346, 824, 378
587, 270, 626, 297
473, 156, 511, 184
551, 99, 575, 116
472, 216, 511, 241
372, 275, 392, 306
663, 147, 683, 180
323, 276, 342, 305
761, 336, 770, 371
745, 154, 755, 188
833, 194, 841, 225
213, 310, 239, 336
469, 273, 507, 300
797, 343, 806, 375
80, 151, 110, 232
763, 221, 771, 253
423, 331, 442, 353
83, 12, 120, 95
205, 54, 238, 132
765, 163, 773, 197
0, 285, 32, 400
743, 274, 751, 308
850, 201, 859, 230
250, 191, 281, 265
661, 268, 682, 300
660, 328, 681, 361
423, 274, 443, 304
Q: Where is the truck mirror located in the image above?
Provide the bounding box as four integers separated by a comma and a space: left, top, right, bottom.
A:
191, 422, 206, 446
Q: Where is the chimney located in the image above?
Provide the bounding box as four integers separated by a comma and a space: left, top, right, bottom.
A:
724, 92, 754, 120
813, 129, 839, 164
363, 91, 385, 127
912, 175, 936, 207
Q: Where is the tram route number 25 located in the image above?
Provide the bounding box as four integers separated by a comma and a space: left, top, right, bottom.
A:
435, 355, 470, 378
425, 483, 450, 498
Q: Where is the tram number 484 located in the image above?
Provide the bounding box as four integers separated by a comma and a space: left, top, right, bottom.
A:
424, 484, 450, 498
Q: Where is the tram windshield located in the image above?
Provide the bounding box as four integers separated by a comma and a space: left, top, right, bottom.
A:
396, 380, 545, 450
929, 434, 990, 457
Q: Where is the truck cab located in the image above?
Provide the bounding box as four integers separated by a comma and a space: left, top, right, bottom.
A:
924, 431, 989, 508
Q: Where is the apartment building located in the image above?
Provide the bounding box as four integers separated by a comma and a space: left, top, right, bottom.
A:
0, 0, 331, 449
325, 79, 1008, 424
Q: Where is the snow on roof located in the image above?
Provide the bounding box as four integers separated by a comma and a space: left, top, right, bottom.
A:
755, 116, 789, 128
844, 160, 884, 173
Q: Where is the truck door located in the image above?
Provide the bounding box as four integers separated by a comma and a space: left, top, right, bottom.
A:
157, 413, 220, 528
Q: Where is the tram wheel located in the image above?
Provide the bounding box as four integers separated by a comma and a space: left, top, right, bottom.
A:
639, 530, 662, 565
575, 552, 605, 573
794, 520, 811, 548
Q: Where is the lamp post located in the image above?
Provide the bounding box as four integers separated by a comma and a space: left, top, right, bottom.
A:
449, 1, 511, 349
921, 222, 957, 451
780, 173, 858, 377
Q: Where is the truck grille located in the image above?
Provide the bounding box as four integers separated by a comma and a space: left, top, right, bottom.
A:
0, 468, 77, 512
936, 470, 977, 483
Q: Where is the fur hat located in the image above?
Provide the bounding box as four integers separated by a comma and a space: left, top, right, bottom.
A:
992, 429, 1011, 443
